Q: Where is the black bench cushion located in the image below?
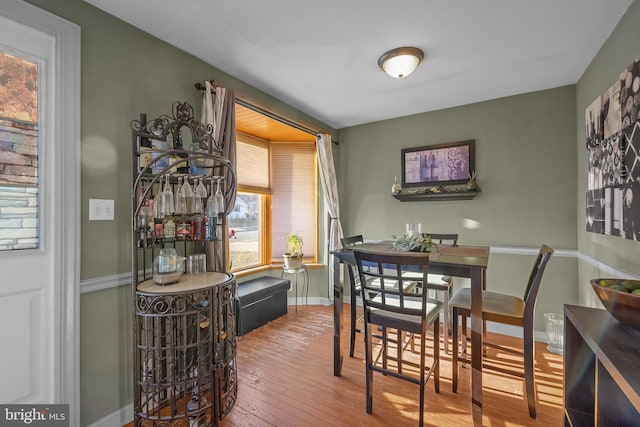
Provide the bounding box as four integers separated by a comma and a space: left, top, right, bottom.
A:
236, 276, 290, 336
237, 276, 290, 304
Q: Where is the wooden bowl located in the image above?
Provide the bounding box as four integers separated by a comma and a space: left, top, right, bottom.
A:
590, 278, 640, 330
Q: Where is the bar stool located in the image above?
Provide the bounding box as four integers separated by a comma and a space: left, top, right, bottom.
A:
281, 264, 309, 313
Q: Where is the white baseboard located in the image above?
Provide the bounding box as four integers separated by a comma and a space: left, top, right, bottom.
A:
288, 296, 332, 307
86, 403, 132, 427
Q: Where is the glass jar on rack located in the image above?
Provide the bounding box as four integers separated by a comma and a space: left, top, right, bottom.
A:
189, 142, 214, 175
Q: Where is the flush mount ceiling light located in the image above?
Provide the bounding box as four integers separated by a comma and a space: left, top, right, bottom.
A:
378, 46, 424, 78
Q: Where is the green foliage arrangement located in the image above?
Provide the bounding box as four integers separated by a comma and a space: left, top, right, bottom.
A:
392, 233, 437, 252
282, 232, 304, 257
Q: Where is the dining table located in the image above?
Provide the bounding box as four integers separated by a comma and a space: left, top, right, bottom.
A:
331, 241, 490, 426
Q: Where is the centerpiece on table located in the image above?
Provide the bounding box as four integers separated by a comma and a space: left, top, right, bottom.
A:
392, 233, 437, 252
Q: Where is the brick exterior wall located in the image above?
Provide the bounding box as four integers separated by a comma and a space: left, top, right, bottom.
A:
0, 118, 38, 250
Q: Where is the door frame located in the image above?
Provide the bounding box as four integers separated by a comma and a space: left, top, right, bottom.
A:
1, 0, 80, 423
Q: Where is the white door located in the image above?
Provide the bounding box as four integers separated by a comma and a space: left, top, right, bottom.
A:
0, 0, 80, 422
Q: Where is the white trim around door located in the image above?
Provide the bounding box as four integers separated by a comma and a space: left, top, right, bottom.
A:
0, 1, 81, 424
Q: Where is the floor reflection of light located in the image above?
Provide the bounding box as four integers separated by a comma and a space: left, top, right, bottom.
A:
381, 391, 413, 421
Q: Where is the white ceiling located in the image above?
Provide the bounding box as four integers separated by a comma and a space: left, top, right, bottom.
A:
84, 0, 632, 129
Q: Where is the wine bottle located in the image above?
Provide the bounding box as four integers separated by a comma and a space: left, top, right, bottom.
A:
163, 214, 176, 240
186, 386, 206, 427
137, 207, 149, 248
154, 220, 164, 242
191, 212, 205, 241
205, 214, 218, 241
139, 136, 152, 172
172, 130, 189, 174
205, 191, 219, 241
148, 216, 155, 245
176, 213, 191, 241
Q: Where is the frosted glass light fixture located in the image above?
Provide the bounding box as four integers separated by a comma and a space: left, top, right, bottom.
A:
378, 47, 424, 78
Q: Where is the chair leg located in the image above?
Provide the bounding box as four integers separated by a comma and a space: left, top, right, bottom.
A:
461, 314, 468, 368
443, 288, 450, 354
452, 308, 458, 393
398, 330, 403, 375
349, 290, 357, 358
433, 317, 440, 394
483, 318, 488, 355
382, 327, 388, 371
523, 321, 537, 419
364, 323, 373, 414
419, 330, 426, 427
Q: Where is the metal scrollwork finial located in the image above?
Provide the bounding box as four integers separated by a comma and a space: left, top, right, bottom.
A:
131, 101, 222, 154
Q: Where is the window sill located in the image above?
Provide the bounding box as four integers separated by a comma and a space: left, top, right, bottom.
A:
232, 262, 325, 278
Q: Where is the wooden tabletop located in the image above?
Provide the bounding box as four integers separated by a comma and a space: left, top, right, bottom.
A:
334, 241, 490, 269
137, 271, 233, 294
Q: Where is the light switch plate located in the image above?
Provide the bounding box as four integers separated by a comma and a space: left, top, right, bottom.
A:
89, 199, 114, 221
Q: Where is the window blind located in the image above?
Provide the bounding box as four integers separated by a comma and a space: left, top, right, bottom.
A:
236, 137, 270, 193
270, 142, 317, 261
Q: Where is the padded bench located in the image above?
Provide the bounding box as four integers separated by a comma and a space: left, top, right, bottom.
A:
236, 276, 290, 336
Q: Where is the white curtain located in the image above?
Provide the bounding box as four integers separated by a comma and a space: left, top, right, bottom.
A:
201, 80, 237, 213
316, 133, 344, 298
201, 81, 237, 271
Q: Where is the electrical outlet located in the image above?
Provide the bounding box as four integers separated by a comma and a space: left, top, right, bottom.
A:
428, 289, 436, 299
89, 199, 114, 221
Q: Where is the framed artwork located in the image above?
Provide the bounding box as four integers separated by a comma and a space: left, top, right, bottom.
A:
401, 140, 475, 188
585, 56, 640, 239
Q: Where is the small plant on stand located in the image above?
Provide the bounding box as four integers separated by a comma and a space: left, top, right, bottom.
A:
282, 232, 304, 269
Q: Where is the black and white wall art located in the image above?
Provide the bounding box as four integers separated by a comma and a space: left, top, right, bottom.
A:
586, 57, 640, 240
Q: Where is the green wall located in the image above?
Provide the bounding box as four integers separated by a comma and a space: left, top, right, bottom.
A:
337, 85, 579, 330
24, 1, 334, 425
576, 0, 640, 305
79, 285, 131, 424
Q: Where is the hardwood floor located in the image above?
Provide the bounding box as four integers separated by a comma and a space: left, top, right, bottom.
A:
125, 303, 564, 426
220, 304, 564, 427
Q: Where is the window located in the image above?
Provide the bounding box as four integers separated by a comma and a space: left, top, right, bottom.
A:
0, 51, 39, 251
228, 192, 262, 270
229, 133, 317, 272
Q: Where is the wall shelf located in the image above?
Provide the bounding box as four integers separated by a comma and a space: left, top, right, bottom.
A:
392, 190, 480, 202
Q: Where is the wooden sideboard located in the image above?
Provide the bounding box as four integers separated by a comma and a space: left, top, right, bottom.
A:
564, 305, 640, 426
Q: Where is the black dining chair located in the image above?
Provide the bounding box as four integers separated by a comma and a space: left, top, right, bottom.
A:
449, 244, 554, 419
354, 249, 441, 427
401, 233, 458, 353
341, 235, 366, 358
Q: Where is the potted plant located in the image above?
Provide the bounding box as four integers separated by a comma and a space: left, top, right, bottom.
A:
282, 232, 304, 269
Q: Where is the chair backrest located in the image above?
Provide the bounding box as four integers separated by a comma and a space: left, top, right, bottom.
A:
341, 235, 364, 249
423, 233, 458, 246
523, 244, 554, 318
354, 249, 430, 323
341, 235, 365, 289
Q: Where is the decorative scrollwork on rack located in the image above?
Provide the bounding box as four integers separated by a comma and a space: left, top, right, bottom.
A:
136, 292, 212, 315
130, 101, 223, 153
218, 359, 238, 417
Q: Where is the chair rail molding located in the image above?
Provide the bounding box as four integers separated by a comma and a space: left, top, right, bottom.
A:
80, 272, 131, 294
577, 251, 640, 279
